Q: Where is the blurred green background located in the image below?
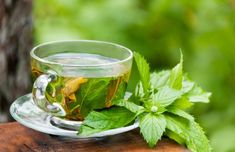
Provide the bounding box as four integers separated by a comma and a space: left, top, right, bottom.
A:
34, 0, 235, 151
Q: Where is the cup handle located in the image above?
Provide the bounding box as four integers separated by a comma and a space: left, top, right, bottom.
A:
32, 73, 66, 117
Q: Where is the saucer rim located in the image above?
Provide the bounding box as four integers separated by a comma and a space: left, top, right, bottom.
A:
10, 93, 139, 138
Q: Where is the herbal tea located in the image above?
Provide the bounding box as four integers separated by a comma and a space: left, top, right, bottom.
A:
32, 53, 130, 120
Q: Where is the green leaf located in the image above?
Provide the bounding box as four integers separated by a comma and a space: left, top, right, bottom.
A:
187, 84, 212, 103
134, 52, 150, 95
165, 115, 186, 134
150, 70, 170, 89
78, 125, 103, 137
167, 106, 194, 121
79, 107, 136, 136
139, 113, 166, 148
153, 86, 182, 107
113, 99, 145, 114
181, 79, 195, 94
189, 93, 211, 103
135, 82, 145, 98
168, 52, 183, 90
77, 78, 111, 117
165, 114, 211, 152
170, 97, 193, 110
165, 130, 185, 145
187, 121, 212, 152
108, 79, 127, 103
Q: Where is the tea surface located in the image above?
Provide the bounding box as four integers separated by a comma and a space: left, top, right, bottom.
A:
45, 53, 119, 65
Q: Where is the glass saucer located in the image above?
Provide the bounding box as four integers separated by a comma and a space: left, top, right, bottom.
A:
9, 93, 138, 138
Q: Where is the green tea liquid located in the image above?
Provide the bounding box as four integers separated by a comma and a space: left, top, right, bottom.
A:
32, 53, 130, 120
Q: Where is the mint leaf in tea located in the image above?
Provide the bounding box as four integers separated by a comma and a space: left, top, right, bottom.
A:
31, 53, 131, 120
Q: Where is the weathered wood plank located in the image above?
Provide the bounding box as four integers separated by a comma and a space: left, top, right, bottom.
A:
0, 122, 189, 152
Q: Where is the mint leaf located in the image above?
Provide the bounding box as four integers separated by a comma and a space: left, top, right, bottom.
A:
108, 79, 127, 103
170, 97, 193, 110
165, 114, 211, 152
77, 78, 111, 117
189, 92, 211, 103
165, 114, 186, 134
134, 52, 150, 95
135, 82, 145, 98
78, 125, 103, 136
165, 130, 185, 145
187, 84, 212, 103
153, 86, 182, 107
168, 52, 183, 90
150, 70, 194, 94
150, 70, 170, 89
139, 113, 166, 148
167, 106, 194, 121
187, 121, 212, 152
83, 107, 135, 129
181, 79, 195, 94
113, 99, 145, 114
79, 107, 135, 136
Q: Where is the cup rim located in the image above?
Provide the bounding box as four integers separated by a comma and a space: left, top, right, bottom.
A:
30, 40, 133, 67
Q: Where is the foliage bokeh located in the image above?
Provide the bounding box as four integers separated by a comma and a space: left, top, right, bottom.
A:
34, 0, 235, 151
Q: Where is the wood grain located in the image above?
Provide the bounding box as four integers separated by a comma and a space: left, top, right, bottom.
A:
0, 122, 189, 152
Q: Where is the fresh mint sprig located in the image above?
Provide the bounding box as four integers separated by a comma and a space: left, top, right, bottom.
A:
78, 52, 212, 152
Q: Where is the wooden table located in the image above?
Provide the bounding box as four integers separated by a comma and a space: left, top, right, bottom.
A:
0, 122, 189, 152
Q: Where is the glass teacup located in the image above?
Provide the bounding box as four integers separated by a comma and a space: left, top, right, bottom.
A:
31, 40, 133, 122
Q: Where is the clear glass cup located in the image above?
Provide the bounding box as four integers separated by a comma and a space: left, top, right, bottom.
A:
31, 40, 133, 121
